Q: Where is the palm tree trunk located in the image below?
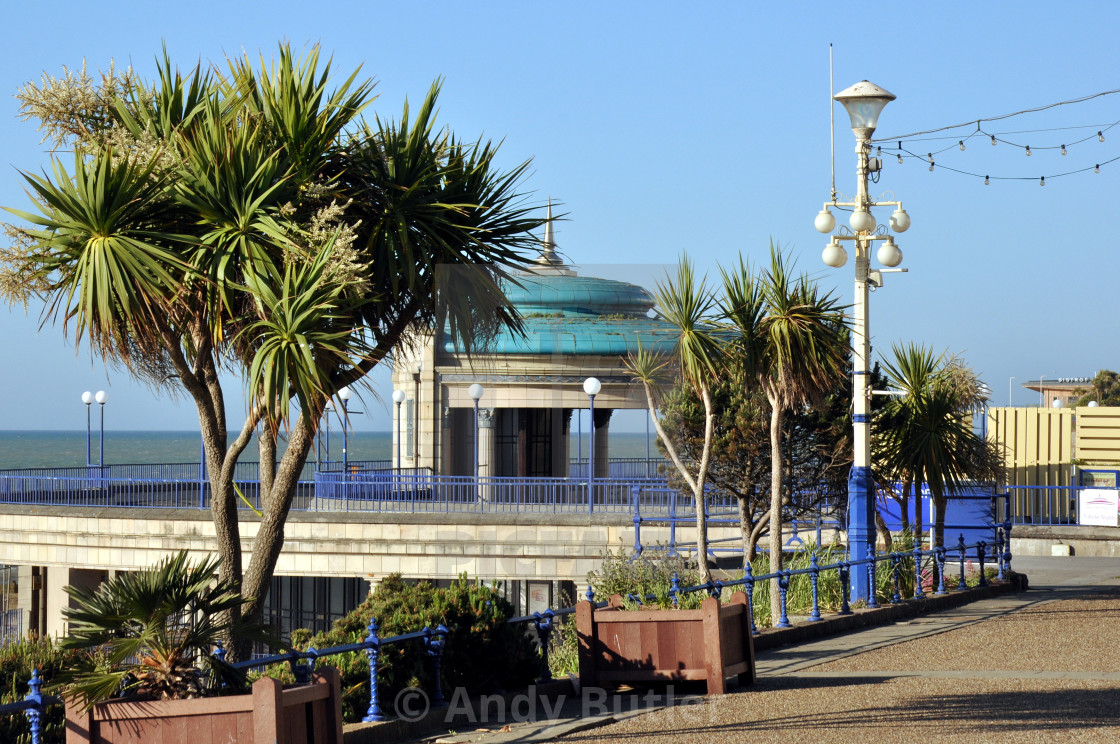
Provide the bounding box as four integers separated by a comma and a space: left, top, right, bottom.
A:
768, 403, 785, 623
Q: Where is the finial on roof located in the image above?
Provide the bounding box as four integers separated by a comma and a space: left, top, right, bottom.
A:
537, 199, 563, 266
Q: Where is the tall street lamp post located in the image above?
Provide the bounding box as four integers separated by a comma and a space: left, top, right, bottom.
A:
468, 384, 484, 481
95, 390, 108, 467
81, 391, 94, 467
392, 389, 406, 474
583, 377, 601, 515
338, 386, 353, 472
816, 80, 911, 603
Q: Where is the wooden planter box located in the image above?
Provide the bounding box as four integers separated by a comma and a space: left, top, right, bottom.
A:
576, 592, 755, 695
65, 667, 343, 744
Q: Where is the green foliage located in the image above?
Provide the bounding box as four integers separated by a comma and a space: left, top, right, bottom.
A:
0, 637, 80, 744
57, 551, 271, 709
287, 574, 540, 722
587, 548, 703, 609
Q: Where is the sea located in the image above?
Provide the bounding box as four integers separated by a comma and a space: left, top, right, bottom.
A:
0, 430, 660, 470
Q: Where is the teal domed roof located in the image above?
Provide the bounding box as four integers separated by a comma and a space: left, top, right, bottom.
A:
441, 269, 679, 356
503, 274, 654, 317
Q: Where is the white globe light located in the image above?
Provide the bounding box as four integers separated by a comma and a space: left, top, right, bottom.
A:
468, 383, 484, 401
822, 241, 848, 268
849, 210, 876, 233
338, 386, 353, 401
1089, 400, 1100, 407
877, 238, 903, 268
583, 377, 602, 396
95, 390, 108, 404
1052, 398, 1062, 408
889, 208, 911, 233
392, 389, 406, 404
814, 209, 836, 233
82, 391, 93, 404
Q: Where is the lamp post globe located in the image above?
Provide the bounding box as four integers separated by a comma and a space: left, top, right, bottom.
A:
583, 378, 601, 514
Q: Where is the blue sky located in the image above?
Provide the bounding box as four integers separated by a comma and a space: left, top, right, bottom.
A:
1, 1, 1116, 431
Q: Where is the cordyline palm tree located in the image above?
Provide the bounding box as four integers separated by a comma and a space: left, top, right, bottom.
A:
876, 343, 1003, 551
625, 257, 722, 584
59, 551, 268, 708
721, 245, 847, 623
3, 46, 545, 658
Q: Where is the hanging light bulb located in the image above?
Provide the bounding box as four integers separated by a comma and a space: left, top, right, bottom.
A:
876, 146, 882, 157
1061, 144, 1068, 156
984, 175, 990, 185
959, 140, 966, 151
1040, 176, 1045, 186
897, 154, 903, 164
1099, 131, 1106, 142
1025, 146, 1032, 156
929, 161, 935, 172
991, 135, 997, 146
1095, 164, 1101, 173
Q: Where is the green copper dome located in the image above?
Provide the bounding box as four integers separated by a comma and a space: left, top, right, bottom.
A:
441, 270, 678, 355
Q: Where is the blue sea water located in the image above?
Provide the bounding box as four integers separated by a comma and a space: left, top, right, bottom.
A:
0, 430, 658, 470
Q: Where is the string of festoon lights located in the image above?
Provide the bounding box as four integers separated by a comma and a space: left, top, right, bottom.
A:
870, 87, 1120, 185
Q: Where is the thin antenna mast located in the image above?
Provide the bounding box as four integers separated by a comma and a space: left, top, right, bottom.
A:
830, 43, 836, 201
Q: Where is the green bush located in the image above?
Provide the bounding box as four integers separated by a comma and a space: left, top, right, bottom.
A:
0, 636, 81, 744
587, 547, 703, 609
287, 574, 541, 722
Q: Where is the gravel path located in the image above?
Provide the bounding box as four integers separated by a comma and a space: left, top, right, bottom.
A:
554, 558, 1120, 743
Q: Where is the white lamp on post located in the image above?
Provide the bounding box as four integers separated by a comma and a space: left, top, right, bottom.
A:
468, 383, 484, 481
815, 80, 911, 604
583, 377, 601, 514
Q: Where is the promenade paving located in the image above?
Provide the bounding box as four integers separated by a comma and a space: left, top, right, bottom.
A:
416, 556, 1120, 744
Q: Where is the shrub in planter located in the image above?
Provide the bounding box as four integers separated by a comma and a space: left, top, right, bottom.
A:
0, 636, 80, 744
290, 574, 541, 721
56, 551, 273, 708
587, 548, 703, 609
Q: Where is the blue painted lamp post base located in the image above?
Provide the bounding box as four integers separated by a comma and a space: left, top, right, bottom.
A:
847, 465, 876, 602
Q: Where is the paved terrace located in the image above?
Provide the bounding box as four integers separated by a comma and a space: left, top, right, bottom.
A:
411, 557, 1120, 744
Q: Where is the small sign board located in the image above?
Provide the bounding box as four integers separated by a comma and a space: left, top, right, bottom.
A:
1079, 469, 1120, 488
1078, 488, 1120, 527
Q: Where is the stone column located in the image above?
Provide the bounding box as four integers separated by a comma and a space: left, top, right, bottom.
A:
478, 408, 495, 501
440, 405, 452, 476
593, 408, 613, 480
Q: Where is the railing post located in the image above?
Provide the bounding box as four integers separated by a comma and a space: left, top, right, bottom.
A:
534, 610, 554, 681
586, 585, 595, 603
957, 534, 967, 591
776, 571, 792, 628
912, 544, 925, 599
808, 554, 822, 621
363, 618, 384, 722
24, 668, 43, 744
866, 550, 880, 609
743, 562, 758, 633
890, 552, 902, 604
838, 561, 852, 615
669, 490, 678, 556
978, 541, 988, 587
670, 573, 681, 608
935, 547, 947, 595
425, 625, 448, 706
1003, 520, 1013, 574
291, 645, 318, 685
633, 486, 643, 556
995, 528, 1006, 582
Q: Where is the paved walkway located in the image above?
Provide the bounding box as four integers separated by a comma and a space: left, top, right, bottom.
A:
416, 557, 1120, 743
